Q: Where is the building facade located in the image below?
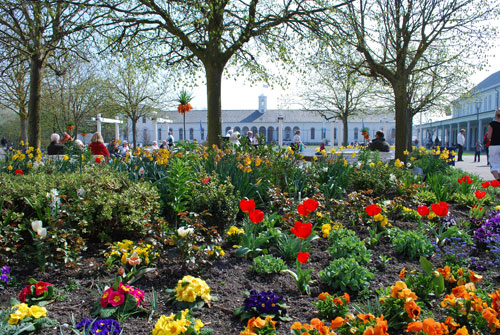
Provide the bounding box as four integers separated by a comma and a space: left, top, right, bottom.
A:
127, 95, 396, 147
419, 70, 500, 150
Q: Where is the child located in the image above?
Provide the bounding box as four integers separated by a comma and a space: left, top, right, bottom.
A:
474, 140, 482, 162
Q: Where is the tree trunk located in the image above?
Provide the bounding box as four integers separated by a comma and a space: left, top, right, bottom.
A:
28, 55, 44, 148
342, 117, 349, 146
393, 80, 410, 161
406, 109, 414, 151
132, 118, 137, 149
205, 63, 224, 147
20, 109, 28, 145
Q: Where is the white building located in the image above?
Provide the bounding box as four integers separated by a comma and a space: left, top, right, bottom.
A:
419, 70, 500, 150
127, 94, 396, 146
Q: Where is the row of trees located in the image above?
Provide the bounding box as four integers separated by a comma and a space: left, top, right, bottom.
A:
0, 0, 497, 158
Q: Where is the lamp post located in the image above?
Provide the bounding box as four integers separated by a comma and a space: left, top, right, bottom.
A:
277, 111, 284, 147
476, 100, 482, 144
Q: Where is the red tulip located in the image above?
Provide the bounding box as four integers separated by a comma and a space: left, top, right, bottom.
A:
297, 252, 309, 264
303, 199, 319, 212
249, 209, 264, 223
240, 199, 255, 213
458, 176, 473, 184
365, 204, 382, 217
297, 203, 310, 216
95, 157, 102, 164
201, 177, 210, 184
417, 206, 430, 216
491, 180, 500, 187
290, 221, 313, 239
14, 169, 24, 175
430, 202, 449, 217
482, 181, 491, 189
474, 190, 486, 199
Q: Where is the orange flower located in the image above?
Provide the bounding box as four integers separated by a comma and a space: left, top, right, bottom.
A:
363, 326, 375, 335
406, 321, 423, 332
468, 270, 483, 283
247, 317, 266, 330
482, 307, 499, 326
399, 268, 408, 279
391, 281, 407, 298
374, 315, 389, 335
332, 298, 343, 305
291, 322, 303, 330
441, 294, 457, 308
444, 316, 460, 330
455, 326, 469, 335
318, 292, 330, 301
357, 313, 375, 324
422, 318, 447, 335
437, 266, 456, 283
404, 300, 421, 319
343, 293, 350, 304
452, 286, 469, 299
490, 289, 500, 312
330, 317, 344, 329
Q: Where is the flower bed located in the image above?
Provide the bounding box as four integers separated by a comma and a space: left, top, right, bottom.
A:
0, 144, 499, 334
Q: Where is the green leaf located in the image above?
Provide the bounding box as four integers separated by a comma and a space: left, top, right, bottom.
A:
100, 307, 117, 318
419, 256, 434, 275
235, 247, 250, 257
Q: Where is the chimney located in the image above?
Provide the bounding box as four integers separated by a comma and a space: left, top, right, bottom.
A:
258, 94, 267, 114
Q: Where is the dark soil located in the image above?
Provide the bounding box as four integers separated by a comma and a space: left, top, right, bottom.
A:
2, 219, 500, 335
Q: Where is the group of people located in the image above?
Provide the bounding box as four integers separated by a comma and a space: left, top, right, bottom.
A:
46, 132, 131, 158
225, 129, 259, 147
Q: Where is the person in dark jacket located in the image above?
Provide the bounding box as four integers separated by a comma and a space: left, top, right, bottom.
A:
47, 133, 65, 155
368, 131, 390, 152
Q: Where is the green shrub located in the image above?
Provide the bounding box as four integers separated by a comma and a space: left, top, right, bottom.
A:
187, 174, 239, 234
251, 255, 287, 274
319, 257, 373, 292
388, 228, 434, 259
0, 167, 159, 241
328, 228, 371, 264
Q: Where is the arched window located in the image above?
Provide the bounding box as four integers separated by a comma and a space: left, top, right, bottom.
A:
354, 127, 358, 140
267, 127, 274, 142
242, 126, 249, 134
189, 128, 194, 140
311, 127, 315, 140
225, 127, 232, 135
284, 127, 291, 141
143, 128, 149, 144
179, 128, 183, 141
234, 126, 241, 133
293, 126, 300, 135
251, 126, 258, 135
158, 128, 162, 141
259, 127, 266, 141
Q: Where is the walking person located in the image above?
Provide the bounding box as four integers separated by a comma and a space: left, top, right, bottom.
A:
292, 130, 305, 152
487, 108, 500, 180
474, 141, 482, 163
457, 129, 465, 161
483, 133, 490, 165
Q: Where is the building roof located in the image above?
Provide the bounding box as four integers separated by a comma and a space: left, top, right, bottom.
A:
474, 70, 500, 91
161, 109, 388, 123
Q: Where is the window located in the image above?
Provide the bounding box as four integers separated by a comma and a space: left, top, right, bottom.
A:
179, 128, 183, 141
143, 128, 149, 143
189, 128, 194, 140
158, 128, 162, 140
284, 127, 291, 141
354, 127, 358, 140
311, 127, 315, 140
201, 127, 204, 140
142, 117, 146, 123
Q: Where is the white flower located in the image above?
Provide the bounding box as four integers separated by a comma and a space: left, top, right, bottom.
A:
383, 200, 392, 207
31, 221, 46, 238
77, 188, 86, 197
389, 174, 396, 182
177, 226, 194, 238
139, 167, 145, 175
322, 167, 328, 172
31, 220, 43, 232
37, 228, 47, 238
406, 162, 412, 168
